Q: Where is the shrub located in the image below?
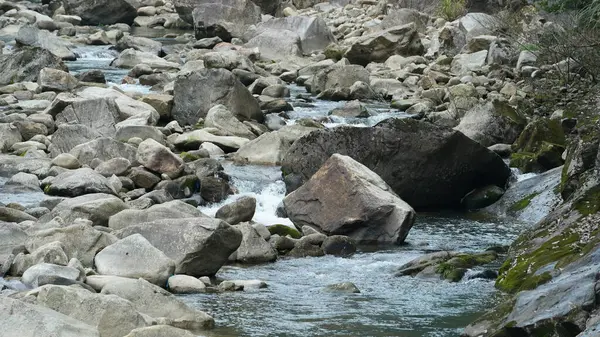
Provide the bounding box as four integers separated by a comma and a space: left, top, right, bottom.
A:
437, 0, 467, 21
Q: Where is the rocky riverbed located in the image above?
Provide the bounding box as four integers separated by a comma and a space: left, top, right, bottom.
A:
0, 0, 598, 336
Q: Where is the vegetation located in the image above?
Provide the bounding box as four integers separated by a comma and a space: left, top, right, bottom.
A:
437, 0, 467, 21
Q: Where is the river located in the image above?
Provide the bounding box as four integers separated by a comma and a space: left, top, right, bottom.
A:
54, 38, 533, 337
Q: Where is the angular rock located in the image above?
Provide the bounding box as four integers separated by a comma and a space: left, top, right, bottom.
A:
311, 64, 370, 96
49, 124, 102, 157
16, 26, 76, 61
101, 278, 214, 331
95, 158, 131, 177
172, 68, 262, 125
38, 193, 128, 228
0, 123, 23, 152
45, 168, 117, 197
250, 16, 335, 55
116, 217, 242, 276
245, 29, 302, 61
137, 138, 183, 175
344, 24, 424, 66
284, 154, 416, 244
215, 196, 256, 225
173, 129, 250, 152
205, 104, 257, 139
0, 47, 66, 86
115, 35, 163, 56
38, 68, 78, 92
62, 0, 137, 25
55, 98, 121, 138
233, 222, 277, 264
191, 0, 261, 41
95, 234, 176, 286
22, 263, 80, 287
70, 137, 138, 166
281, 118, 510, 210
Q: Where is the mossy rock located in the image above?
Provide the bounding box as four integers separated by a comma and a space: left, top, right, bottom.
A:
435, 251, 498, 282
510, 141, 565, 173
180, 152, 201, 162
268, 224, 302, 239
324, 43, 347, 61
513, 118, 565, 154
461, 185, 505, 210
509, 192, 540, 212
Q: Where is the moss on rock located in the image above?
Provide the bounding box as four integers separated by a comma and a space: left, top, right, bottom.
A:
510, 119, 566, 173
509, 192, 541, 212
268, 224, 302, 239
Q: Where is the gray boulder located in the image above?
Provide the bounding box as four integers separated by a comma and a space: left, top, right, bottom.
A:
233, 222, 277, 264
38, 68, 78, 92
16, 26, 76, 61
0, 123, 22, 153
55, 98, 121, 138
101, 278, 214, 331
172, 68, 262, 125
191, 0, 261, 41
70, 138, 138, 166
62, 0, 137, 25
167, 275, 206, 294
108, 200, 207, 231
38, 193, 128, 228
124, 325, 196, 337
310, 64, 370, 96
22, 263, 81, 287
205, 104, 256, 139
0, 297, 99, 337
49, 124, 102, 157
454, 100, 527, 147
3, 172, 40, 192
136, 138, 183, 175
116, 217, 242, 276
215, 196, 256, 225
45, 168, 117, 197
0, 207, 37, 223
284, 154, 416, 244
245, 29, 302, 61
0, 47, 66, 86
95, 158, 131, 177
281, 118, 510, 210
115, 126, 165, 144
115, 35, 163, 56
344, 23, 424, 66
95, 234, 176, 286
35, 285, 147, 337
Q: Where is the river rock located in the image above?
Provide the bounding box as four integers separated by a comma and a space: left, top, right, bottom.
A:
62, 0, 137, 25
0, 206, 38, 223
0, 222, 27, 268
232, 222, 277, 264
322, 235, 356, 257
74, 86, 159, 122
455, 100, 527, 147
0, 154, 52, 177
191, 0, 261, 41
325, 282, 360, 293
0, 123, 22, 153
108, 200, 207, 231
49, 124, 102, 157
112, 49, 180, 70
245, 29, 302, 61
22, 263, 80, 287
0, 47, 65, 86
38, 68, 78, 92
35, 285, 147, 337
167, 275, 206, 294
95, 234, 176, 286
115, 126, 165, 144
173, 129, 250, 152
70, 137, 138, 166
116, 217, 242, 276
3, 172, 41, 192
344, 23, 424, 66
0, 297, 99, 337
54, 98, 121, 138
281, 118, 510, 210
284, 154, 415, 244
137, 138, 183, 176
95, 158, 131, 177
329, 100, 371, 118
215, 196, 256, 225
45, 168, 117, 197
39, 193, 128, 228
204, 104, 257, 139
101, 278, 214, 332
310, 64, 370, 98
10, 241, 69, 276
16, 26, 76, 61
124, 325, 196, 337
128, 167, 161, 189
115, 35, 163, 56
172, 68, 262, 125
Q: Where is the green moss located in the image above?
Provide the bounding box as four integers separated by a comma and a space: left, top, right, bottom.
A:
513, 119, 566, 153
268, 224, 302, 239
179, 152, 201, 162
496, 231, 580, 293
574, 186, 600, 216
435, 252, 497, 282
43, 184, 51, 194
509, 192, 541, 212
436, 263, 467, 282
493, 100, 527, 126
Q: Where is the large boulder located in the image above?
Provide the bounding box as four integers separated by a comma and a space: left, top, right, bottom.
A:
35, 285, 147, 337
27, 223, 118, 267
16, 26, 76, 61
62, 0, 137, 25
95, 234, 176, 286
4, 172, 44, 193
249, 16, 335, 55
344, 23, 424, 66
310, 64, 370, 96
0, 47, 66, 86
136, 139, 184, 175
204, 105, 256, 139
54, 98, 121, 138
0, 297, 99, 337
70, 138, 138, 166
172, 68, 262, 125
108, 201, 208, 231
232, 222, 277, 263
284, 154, 416, 244
454, 100, 527, 147
116, 217, 242, 276
115, 35, 163, 56
38, 68, 79, 92
74, 87, 159, 122
101, 278, 214, 331
21, 263, 81, 287
245, 29, 302, 61
191, 0, 261, 41
0, 222, 27, 269
38, 193, 128, 228
215, 196, 256, 225
45, 168, 117, 197
281, 119, 511, 210
49, 124, 102, 157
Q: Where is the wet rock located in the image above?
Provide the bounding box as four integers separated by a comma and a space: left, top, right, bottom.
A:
322, 235, 356, 257
287, 236, 324, 258
77, 70, 106, 83
396, 251, 497, 282
510, 119, 566, 173
284, 154, 415, 244
461, 185, 505, 210
173, 68, 262, 125
62, 0, 137, 25
328, 100, 371, 118
232, 222, 277, 264
281, 118, 510, 210
215, 196, 256, 225
218, 279, 267, 291
199, 176, 233, 203
115, 217, 242, 276
167, 275, 207, 294
325, 282, 360, 293
101, 278, 214, 332
267, 224, 302, 239
95, 234, 175, 286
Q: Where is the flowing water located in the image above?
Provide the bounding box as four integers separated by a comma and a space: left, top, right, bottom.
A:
61, 40, 535, 337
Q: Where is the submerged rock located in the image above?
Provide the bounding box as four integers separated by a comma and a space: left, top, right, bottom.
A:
396, 251, 498, 282
325, 282, 360, 293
